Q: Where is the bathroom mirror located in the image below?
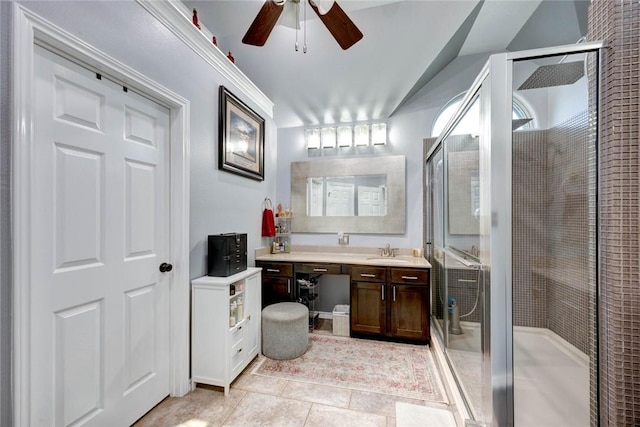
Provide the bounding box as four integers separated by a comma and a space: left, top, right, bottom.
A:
291, 156, 405, 234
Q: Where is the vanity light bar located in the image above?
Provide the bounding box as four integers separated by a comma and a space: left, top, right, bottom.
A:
337, 126, 353, 147
321, 127, 336, 148
305, 122, 387, 149
354, 124, 369, 146
371, 123, 387, 145
305, 128, 320, 149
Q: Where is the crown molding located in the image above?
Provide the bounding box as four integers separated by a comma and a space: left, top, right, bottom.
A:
137, 0, 274, 118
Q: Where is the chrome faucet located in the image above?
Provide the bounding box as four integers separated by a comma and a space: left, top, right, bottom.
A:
380, 243, 397, 257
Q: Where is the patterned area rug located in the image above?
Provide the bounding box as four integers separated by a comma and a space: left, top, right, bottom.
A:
253, 334, 446, 402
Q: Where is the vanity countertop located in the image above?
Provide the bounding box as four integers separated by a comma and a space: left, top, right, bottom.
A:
255, 245, 431, 269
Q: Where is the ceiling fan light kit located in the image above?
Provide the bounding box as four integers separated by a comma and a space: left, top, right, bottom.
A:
242, 0, 363, 51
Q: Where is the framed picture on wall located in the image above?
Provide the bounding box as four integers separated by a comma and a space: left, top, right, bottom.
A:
219, 86, 265, 181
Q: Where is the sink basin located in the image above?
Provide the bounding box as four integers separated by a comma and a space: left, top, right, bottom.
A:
366, 257, 411, 264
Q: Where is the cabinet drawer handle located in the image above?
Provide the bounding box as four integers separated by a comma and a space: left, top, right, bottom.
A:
401, 276, 418, 280
237, 348, 242, 354
237, 325, 242, 330
313, 268, 328, 272
287, 279, 291, 294
361, 273, 376, 278
393, 285, 396, 301
381, 285, 385, 301
267, 268, 280, 273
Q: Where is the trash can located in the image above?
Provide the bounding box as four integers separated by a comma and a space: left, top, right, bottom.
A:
332, 304, 350, 336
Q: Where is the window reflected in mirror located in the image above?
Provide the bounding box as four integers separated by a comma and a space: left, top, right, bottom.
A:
306, 175, 387, 217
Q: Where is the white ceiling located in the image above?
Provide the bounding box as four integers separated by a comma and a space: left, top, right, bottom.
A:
183, 0, 589, 128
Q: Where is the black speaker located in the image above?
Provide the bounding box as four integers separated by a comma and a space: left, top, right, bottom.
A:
207, 233, 247, 277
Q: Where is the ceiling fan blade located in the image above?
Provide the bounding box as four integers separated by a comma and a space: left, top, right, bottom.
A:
242, 1, 285, 46
309, 1, 363, 50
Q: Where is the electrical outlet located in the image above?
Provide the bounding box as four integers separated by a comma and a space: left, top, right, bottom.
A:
338, 233, 350, 246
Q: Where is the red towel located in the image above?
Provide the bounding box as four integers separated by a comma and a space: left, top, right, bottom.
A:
262, 208, 275, 237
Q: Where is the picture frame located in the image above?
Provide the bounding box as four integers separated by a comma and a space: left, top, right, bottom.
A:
218, 86, 265, 181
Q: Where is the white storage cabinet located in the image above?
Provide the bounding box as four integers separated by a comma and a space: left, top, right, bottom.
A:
191, 267, 262, 395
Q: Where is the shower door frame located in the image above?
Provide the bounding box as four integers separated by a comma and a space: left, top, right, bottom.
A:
426, 40, 604, 426
503, 41, 604, 427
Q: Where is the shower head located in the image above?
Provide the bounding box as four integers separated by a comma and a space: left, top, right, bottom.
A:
517, 60, 584, 90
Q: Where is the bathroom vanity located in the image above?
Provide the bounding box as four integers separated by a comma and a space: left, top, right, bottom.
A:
191, 268, 262, 395
255, 248, 431, 344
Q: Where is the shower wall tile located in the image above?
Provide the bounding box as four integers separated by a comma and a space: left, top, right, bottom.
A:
545, 110, 593, 355
589, 0, 640, 425
512, 110, 594, 356
512, 130, 548, 329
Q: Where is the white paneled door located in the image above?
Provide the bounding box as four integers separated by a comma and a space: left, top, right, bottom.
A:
357, 186, 385, 216
326, 182, 354, 216
30, 46, 171, 426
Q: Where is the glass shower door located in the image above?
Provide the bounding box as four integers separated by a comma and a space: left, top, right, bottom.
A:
510, 50, 598, 427
427, 88, 487, 422
427, 147, 447, 345
428, 43, 601, 426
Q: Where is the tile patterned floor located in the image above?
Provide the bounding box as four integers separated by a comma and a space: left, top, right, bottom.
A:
133, 319, 453, 427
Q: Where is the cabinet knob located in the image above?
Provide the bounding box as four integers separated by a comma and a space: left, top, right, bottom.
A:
159, 263, 173, 273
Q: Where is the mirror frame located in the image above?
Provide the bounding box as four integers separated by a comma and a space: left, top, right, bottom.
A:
291, 155, 406, 234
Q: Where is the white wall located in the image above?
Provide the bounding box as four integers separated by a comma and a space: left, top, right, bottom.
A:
0, 2, 277, 422
14, 0, 278, 277
276, 113, 425, 249
275, 53, 490, 250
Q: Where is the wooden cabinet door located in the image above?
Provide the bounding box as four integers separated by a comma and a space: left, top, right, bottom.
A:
261, 276, 294, 308
390, 284, 429, 341
351, 281, 386, 335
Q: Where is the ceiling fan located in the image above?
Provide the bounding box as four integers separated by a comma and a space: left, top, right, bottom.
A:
242, 0, 363, 50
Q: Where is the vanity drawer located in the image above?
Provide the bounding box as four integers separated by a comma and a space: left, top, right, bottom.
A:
230, 323, 244, 347
296, 263, 342, 275
230, 339, 245, 377
390, 268, 429, 284
351, 266, 386, 282
257, 262, 293, 277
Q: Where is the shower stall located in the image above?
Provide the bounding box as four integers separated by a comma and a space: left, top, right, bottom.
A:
425, 42, 602, 426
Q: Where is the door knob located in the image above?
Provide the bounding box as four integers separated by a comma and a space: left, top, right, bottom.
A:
159, 263, 173, 273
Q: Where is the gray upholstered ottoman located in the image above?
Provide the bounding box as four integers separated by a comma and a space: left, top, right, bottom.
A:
262, 302, 309, 360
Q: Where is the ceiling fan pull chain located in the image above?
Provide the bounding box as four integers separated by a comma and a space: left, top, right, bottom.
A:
303, 0, 308, 53
295, 1, 299, 51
